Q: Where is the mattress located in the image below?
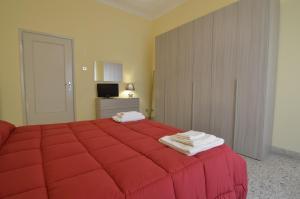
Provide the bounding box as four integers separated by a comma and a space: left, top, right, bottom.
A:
0, 119, 247, 199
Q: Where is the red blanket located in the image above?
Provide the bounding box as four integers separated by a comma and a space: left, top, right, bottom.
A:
0, 119, 247, 199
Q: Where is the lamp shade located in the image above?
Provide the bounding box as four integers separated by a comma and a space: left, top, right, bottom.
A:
125, 83, 135, 91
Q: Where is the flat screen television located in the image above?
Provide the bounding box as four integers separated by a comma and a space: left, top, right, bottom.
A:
97, 83, 119, 98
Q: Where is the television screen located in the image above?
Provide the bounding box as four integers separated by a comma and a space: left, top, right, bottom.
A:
97, 83, 119, 98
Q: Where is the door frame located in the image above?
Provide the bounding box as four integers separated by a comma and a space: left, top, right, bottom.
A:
19, 29, 76, 124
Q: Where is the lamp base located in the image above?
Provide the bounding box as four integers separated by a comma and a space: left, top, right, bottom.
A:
128, 93, 134, 98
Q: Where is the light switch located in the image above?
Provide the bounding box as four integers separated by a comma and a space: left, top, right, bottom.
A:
82, 66, 88, 71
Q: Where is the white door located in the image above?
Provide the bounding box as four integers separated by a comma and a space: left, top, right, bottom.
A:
22, 31, 74, 125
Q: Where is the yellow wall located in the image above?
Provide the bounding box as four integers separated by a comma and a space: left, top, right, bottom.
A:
272, 0, 300, 153
0, 0, 153, 126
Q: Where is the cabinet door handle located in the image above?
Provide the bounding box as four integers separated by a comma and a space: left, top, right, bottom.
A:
65, 81, 72, 88
233, 79, 239, 149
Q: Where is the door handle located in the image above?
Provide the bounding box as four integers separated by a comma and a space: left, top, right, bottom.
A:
65, 81, 72, 88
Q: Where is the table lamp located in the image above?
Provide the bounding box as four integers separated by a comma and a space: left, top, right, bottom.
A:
125, 83, 135, 98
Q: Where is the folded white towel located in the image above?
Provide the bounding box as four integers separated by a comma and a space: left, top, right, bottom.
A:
116, 111, 144, 120
172, 134, 217, 147
112, 111, 145, 123
175, 130, 206, 141
159, 135, 224, 156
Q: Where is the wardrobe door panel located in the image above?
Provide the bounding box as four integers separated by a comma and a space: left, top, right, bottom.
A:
176, 23, 194, 130
163, 24, 194, 130
192, 15, 213, 133
210, 4, 238, 147
164, 30, 179, 127
234, 0, 273, 159
154, 35, 167, 122
261, 0, 280, 159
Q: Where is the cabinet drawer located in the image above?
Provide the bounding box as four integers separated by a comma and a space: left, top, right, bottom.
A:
95, 98, 140, 119
98, 107, 139, 118
97, 98, 139, 110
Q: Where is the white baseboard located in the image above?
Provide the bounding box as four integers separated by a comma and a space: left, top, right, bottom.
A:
272, 146, 300, 160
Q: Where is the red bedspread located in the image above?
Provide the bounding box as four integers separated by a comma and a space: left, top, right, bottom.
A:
0, 119, 247, 199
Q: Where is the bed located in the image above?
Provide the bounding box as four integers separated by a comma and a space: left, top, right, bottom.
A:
0, 118, 247, 199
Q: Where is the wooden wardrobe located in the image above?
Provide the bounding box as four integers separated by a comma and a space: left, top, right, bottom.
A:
154, 0, 279, 160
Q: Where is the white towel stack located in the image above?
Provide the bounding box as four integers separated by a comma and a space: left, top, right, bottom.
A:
159, 130, 224, 156
112, 111, 145, 123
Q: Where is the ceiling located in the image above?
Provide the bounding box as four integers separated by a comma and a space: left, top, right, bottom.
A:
96, 0, 187, 20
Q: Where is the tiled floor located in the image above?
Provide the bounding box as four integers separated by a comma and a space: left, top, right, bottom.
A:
245, 154, 300, 199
